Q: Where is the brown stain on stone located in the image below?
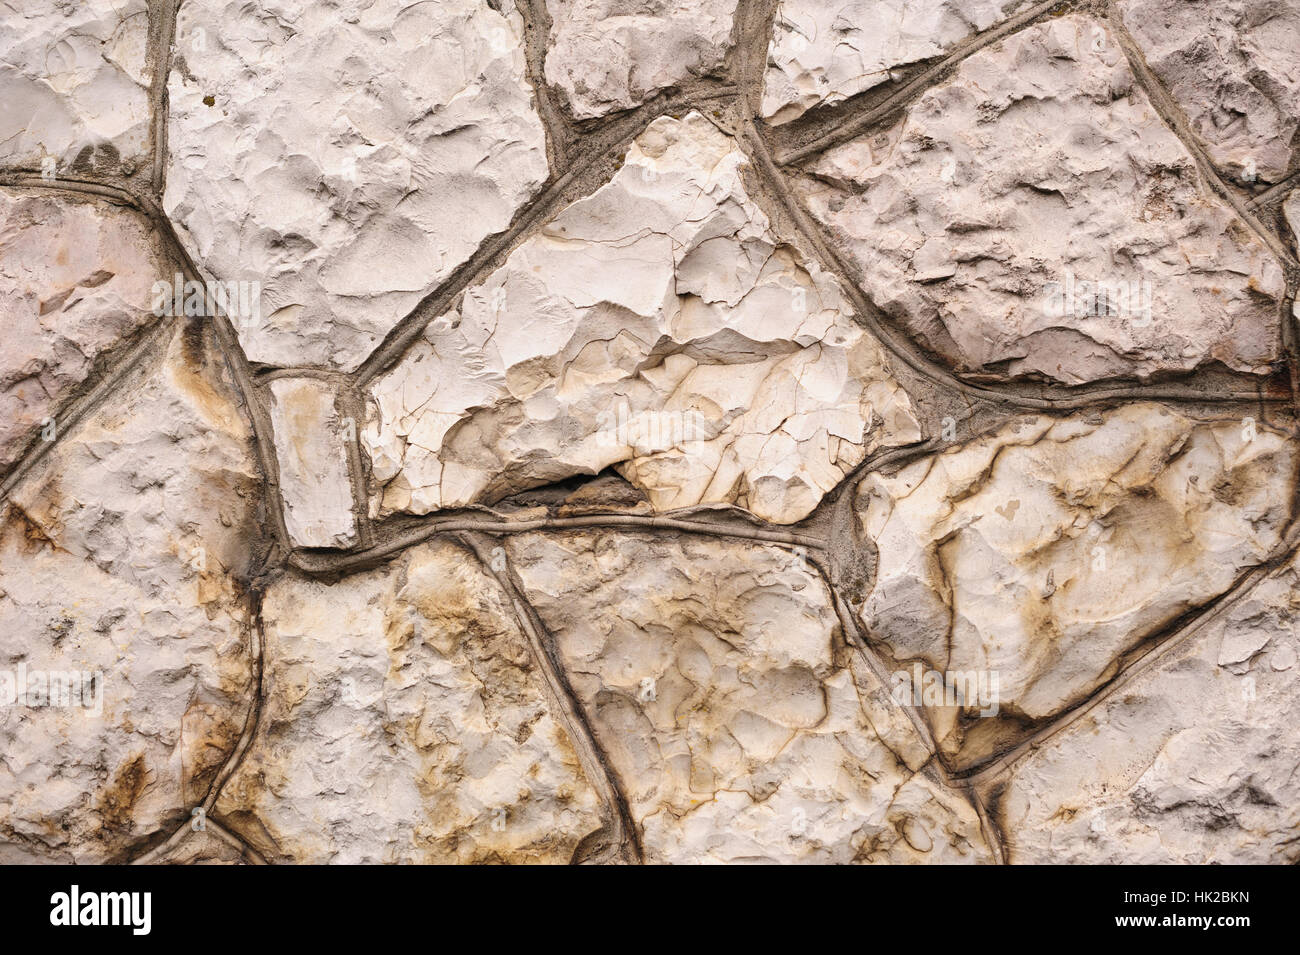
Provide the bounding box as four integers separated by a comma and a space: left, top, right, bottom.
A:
96, 754, 148, 834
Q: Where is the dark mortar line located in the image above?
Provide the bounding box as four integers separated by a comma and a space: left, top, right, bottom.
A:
290, 513, 827, 576
775, 0, 1071, 165
515, 0, 572, 170
146, 0, 180, 196
1248, 171, 1300, 211
457, 532, 644, 864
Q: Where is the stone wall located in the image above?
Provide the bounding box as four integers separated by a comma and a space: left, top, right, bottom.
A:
1, 0, 1297, 864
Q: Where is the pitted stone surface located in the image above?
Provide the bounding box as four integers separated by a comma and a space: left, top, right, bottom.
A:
0, 0, 151, 174
0, 319, 262, 863
163, 0, 549, 371
796, 16, 1286, 385
543, 0, 739, 119
1118, 0, 1300, 184
506, 531, 994, 863
214, 540, 606, 864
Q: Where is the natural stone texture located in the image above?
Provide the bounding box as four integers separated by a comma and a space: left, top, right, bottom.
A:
363, 112, 919, 525
797, 15, 1287, 385
266, 377, 358, 549
543, 0, 738, 119
0, 318, 262, 863
994, 549, 1300, 863
0, 189, 168, 473
0, 0, 151, 173
157, 827, 249, 865
762, 0, 1030, 124
856, 403, 1296, 770
1118, 0, 1300, 184
506, 531, 994, 863
163, 0, 549, 371
214, 540, 605, 864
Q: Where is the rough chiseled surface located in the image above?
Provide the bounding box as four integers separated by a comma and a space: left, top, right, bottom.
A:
363, 112, 919, 525
544, 0, 738, 118
797, 16, 1287, 385
4, 0, 1300, 867
164, 0, 549, 370
857, 403, 1296, 770
0, 0, 150, 173
762, 0, 1030, 124
214, 540, 605, 864
266, 377, 358, 549
0, 189, 167, 473
1118, 0, 1300, 184
0, 319, 262, 863
994, 549, 1300, 863
507, 531, 993, 863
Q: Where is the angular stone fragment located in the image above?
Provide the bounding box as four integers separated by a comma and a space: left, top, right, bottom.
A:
364, 112, 919, 525
0, 318, 262, 863
1118, 0, 1300, 183
797, 16, 1286, 385
994, 549, 1300, 863
215, 540, 605, 863
0, 0, 150, 173
0, 188, 169, 473
762, 0, 1031, 124
164, 0, 549, 370
1286, 190, 1300, 252
543, 0, 738, 119
157, 827, 250, 865
856, 403, 1296, 770
266, 377, 359, 549
506, 531, 993, 863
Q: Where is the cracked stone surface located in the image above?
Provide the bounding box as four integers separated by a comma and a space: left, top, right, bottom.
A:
993, 548, 1300, 864
506, 531, 993, 863
0, 318, 262, 863
363, 112, 920, 525
856, 402, 1297, 770
163, 0, 549, 370
0, 0, 151, 175
214, 539, 605, 863
543, 0, 739, 119
762, 0, 1031, 124
0, 188, 168, 472
4, 0, 1300, 867
797, 15, 1287, 385
1118, 0, 1300, 184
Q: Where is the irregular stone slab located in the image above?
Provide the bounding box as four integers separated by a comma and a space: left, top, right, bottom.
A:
797, 16, 1286, 385
364, 112, 919, 525
994, 549, 1300, 863
543, 0, 738, 119
0, 0, 150, 174
266, 377, 359, 549
506, 531, 993, 863
1118, 0, 1300, 184
856, 403, 1296, 770
762, 0, 1031, 124
0, 318, 262, 863
0, 188, 169, 473
215, 540, 605, 863
157, 827, 249, 865
1286, 190, 1300, 252
164, 0, 549, 370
